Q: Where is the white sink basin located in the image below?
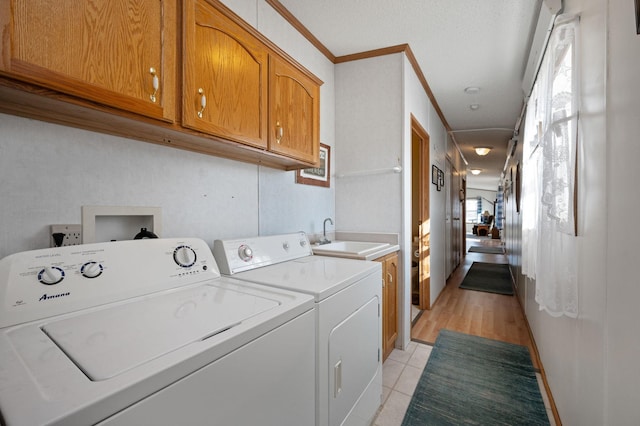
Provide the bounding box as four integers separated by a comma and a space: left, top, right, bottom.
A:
312, 241, 391, 259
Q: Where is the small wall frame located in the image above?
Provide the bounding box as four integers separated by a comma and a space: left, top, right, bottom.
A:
296, 143, 330, 188
432, 165, 443, 191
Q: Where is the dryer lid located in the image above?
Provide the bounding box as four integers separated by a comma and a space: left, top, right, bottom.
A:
41, 282, 280, 381
235, 256, 379, 301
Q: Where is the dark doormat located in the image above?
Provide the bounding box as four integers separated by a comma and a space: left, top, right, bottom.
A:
402, 330, 549, 425
468, 245, 505, 254
459, 262, 513, 295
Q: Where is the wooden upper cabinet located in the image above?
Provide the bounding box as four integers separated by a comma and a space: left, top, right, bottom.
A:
183, 0, 268, 149
0, 0, 176, 122
0, 0, 321, 168
269, 55, 320, 164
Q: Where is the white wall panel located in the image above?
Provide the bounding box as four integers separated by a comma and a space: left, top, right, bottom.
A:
0, 114, 259, 258
258, 166, 334, 236
335, 54, 403, 233
218, 0, 257, 26
426, 103, 447, 307
605, 0, 640, 422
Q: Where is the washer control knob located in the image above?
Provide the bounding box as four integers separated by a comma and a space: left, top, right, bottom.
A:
174, 246, 197, 268
81, 262, 103, 278
38, 266, 64, 285
299, 239, 307, 247
238, 245, 253, 262
283, 241, 290, 250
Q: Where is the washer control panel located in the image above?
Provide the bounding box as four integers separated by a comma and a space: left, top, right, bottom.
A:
213, 232, 312, 275
0, 238, 218, 328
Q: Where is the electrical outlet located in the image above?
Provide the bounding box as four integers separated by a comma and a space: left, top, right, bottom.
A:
50, 224, 82, 247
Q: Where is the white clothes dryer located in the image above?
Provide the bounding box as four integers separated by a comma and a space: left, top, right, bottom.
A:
0, 238, 315, 426
214, 232, 383, 426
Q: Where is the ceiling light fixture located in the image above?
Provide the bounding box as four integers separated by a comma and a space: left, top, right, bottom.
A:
470, 169, 482, 175
464, 87, 480, 94
469, 104, 480, 111
474, 146, 492, 156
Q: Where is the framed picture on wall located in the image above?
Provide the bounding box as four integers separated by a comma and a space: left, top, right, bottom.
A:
432, 165, 439, 185
296, 143, 330, 188
515, 161, 522, 213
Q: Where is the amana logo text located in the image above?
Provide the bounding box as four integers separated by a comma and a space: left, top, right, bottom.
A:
39, 292, 70, 301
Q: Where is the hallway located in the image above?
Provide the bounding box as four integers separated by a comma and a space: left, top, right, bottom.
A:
411, 235, 540, 370
374, 234, 556, 425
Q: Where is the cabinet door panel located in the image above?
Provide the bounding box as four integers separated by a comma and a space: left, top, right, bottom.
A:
5, 0, 173, 121
183, 0, 268, 149
269, 55, 319, 164
383, 254, 398, 360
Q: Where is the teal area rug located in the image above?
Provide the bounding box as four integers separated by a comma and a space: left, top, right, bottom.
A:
459, 262, 513, 295
468, 245, 505, 254
402, 330, 549, 426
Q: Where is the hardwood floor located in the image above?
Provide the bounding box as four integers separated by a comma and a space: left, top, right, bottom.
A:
411, 234, 540, 370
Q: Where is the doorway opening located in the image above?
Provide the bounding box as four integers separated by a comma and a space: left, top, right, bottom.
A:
411, 116, 430, 324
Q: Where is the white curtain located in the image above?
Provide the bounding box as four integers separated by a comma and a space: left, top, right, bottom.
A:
521, 15, 579, 318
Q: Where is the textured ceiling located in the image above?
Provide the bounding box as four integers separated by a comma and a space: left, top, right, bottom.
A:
277, 0, 542, 190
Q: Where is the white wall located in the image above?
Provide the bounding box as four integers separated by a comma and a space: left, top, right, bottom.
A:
605, 0, 640, 422
335, 54, 403, 234
0, 113, 259, 258
402, 56, 449, 315
0, 0, 335, 258
504, 0, 623, 423
334, 52, 455, 348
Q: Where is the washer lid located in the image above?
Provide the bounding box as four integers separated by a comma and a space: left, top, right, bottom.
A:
235, 256, 380, 301
41, 282, 280, 381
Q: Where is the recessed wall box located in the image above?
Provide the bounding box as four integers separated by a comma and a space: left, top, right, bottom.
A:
82, 206, 162, 243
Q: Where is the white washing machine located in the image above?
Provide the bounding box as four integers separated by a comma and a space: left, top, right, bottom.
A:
0, 238, 315, 426
213, 232, 382, 426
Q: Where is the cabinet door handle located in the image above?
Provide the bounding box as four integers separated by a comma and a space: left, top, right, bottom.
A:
197, 88, 207, 118
149, 67, 159, 103
387, 272, 393, 284
275, 121, 283, 144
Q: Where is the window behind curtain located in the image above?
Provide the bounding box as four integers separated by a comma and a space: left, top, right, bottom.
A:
521, 15, 579, 318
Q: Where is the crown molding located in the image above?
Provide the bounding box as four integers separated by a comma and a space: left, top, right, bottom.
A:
266, 0, 458, 145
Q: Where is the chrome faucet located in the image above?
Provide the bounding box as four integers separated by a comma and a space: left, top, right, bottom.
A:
320, 217, 333, 245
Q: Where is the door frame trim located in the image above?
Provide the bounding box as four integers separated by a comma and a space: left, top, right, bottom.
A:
411, 116, 431, 310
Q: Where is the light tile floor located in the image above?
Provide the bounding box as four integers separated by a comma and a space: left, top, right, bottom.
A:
373, 341, 432, 426
372, 341, 556, 426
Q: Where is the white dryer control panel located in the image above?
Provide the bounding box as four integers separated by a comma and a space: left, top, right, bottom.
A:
0, 238, 218, 328
213, 232, 313, 275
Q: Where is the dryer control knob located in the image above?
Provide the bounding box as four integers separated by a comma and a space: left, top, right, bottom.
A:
283, 242, 290, 250
81, 262, 103, 278
38, 266, 64, 285
238, 245, 253, 261
174, 246, 197, 268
